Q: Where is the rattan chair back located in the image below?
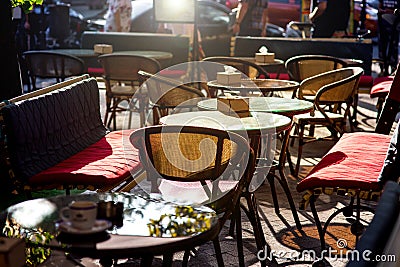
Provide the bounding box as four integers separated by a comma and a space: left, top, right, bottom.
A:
98, 54, 161, 129
202, 56, 270, 80
130, 125, 256, 265
285, 55, 347, 82
23, 51, 85, 91
139, 71, 208, 124
290, 67, 364, 176
301, 67, 363, 110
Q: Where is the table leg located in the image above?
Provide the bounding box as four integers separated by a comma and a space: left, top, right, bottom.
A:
140, 255, 154, 267
99, 257, 113, 267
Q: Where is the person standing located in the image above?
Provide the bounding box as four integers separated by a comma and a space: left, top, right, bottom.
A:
232, 0, 269, 37
104, 0, 132, 32
309, 0, 350, 37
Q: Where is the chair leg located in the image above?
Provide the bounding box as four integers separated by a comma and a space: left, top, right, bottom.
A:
212, 238, 225, 267
162, 253, 173, 267
267, 172, 280, 214
241, 192, 268, 266
182, 250, 190, 267
277, 168, 302, 230
309, 195, 325, 250
295, 123, 306, 177
234, 205, 245, 267
228, 215, 235, 237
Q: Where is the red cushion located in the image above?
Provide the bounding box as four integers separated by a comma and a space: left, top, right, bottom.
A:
268, 73, 290, 80
296, 132, 391, 193
29, 130, 141, 187
373, 76, 394, 86
370, 80, 393, 98
359, 75, 374, 88
87, 67, 104, 75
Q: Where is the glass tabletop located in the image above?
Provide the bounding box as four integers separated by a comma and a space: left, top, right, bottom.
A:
1, 192, 218, 257
207, 79, 299, 95
159, 111, 292, 135
198, 97, 314, 117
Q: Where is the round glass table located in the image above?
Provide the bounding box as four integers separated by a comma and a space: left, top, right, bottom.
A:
207, 79, 299, 97
1, 192, 218, 266
197, 96, 314, 117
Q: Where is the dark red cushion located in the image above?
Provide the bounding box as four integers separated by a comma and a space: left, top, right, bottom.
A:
87, 67, 104, 76
370, 80, 393, 98
268, 73, 290, 80
359, 75, 374, 88
373, 76, 394, 86
29, 130, 141, 187
297, 132, 391, 193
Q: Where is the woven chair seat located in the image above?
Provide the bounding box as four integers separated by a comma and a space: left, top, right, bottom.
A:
111, 84, 139, 95
293, 110, 345, 124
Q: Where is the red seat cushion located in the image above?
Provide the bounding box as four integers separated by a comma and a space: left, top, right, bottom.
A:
297, 132, 391, 193
87, 67, 104, 76
359, 75, 374, 88
268, 73, 290, 80
373, 76, 394, 86
370, 80, 393, 98
29, 130, 141, 187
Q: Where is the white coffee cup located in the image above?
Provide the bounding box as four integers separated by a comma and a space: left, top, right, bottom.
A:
60, 201, 98, 230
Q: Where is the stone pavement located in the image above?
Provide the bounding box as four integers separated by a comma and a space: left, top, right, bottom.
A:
41, 88, 382, 266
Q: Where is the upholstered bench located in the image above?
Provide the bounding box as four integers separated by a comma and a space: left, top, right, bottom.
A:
0, 75, 142, 197
296, 132, 392, 250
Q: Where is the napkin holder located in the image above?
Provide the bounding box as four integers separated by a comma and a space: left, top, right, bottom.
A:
217, 96, 250, 118
0, 237, 26, 267
255, 52, 275, 63
94, 44, 113, 54
217, 71, 241, 85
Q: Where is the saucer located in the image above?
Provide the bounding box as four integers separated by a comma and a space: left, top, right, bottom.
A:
56, 219, 112, 235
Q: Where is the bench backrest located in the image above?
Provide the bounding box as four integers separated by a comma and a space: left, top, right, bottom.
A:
1, 75, 107, 181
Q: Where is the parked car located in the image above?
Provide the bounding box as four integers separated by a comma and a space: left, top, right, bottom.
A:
86, 0, 285, 57
225, 0, 378, 37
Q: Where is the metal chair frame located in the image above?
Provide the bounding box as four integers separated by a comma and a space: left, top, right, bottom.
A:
23, 50, 85, 92
98, 54, 161, 130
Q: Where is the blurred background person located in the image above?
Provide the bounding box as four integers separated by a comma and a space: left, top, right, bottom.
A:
232, 0, 269, 37
105, 0, 132, 32
309, 0, 350, 37
378, 0, 400, 75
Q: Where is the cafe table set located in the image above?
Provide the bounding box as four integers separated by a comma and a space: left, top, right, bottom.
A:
1, 192, 218, 266
0, 65, 313, 267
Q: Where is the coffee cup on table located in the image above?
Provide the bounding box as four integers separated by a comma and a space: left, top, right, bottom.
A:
60, 201, 97, 230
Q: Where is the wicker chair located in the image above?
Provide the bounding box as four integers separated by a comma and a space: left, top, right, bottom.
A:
291, 67, 364, 177
130, 125, 257, 266
23, 51, 85, 92
285, 55, 347, 98
138, 70, 209, 125
202, 57, 271, 97
98, 54, 161, 130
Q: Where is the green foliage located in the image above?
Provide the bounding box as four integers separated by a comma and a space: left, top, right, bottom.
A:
148, 205, 214, 237
11, 0, 43, 14
3, 218, 54, 266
